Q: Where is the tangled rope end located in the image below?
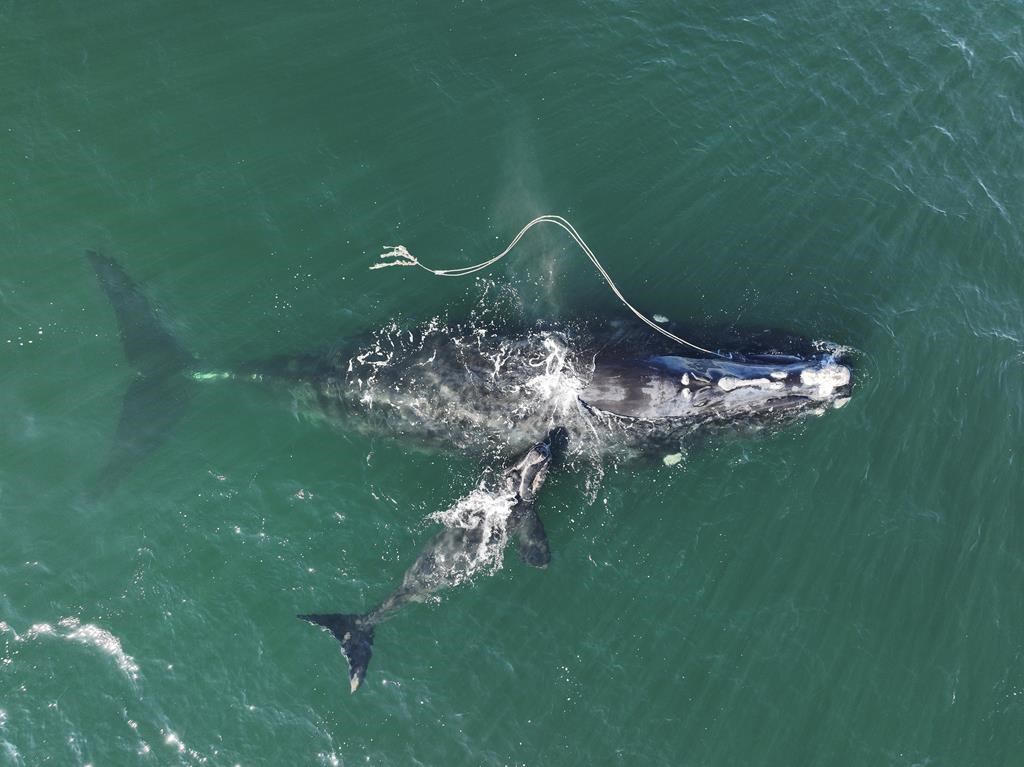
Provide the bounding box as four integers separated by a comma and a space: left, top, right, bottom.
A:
369, 245, 419, 270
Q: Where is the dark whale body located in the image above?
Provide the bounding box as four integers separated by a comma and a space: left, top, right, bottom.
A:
240, 318, 852, 462
87, 252, 851, 479
86, 251, 853, 693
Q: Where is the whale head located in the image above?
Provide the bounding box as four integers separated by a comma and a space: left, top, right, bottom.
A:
505, 427, 569, 503
578, 346, 853, 426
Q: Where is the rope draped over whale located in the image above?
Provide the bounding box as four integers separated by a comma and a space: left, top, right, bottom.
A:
371, 214, 727, 359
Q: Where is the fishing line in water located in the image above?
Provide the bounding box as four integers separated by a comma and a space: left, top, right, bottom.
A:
371, 214, 725, 358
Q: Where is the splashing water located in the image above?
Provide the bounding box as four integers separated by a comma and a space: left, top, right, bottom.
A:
425, 481, 520, 586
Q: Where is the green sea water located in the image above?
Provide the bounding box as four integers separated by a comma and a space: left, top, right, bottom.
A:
2, 2, 1023, 765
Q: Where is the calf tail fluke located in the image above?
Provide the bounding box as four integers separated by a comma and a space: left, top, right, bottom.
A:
298, 613, 375, 694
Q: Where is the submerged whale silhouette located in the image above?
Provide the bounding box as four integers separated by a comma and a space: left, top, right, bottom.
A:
86, 250, 853, 693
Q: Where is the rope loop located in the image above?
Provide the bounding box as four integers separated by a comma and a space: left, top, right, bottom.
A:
371, 215, 723, 358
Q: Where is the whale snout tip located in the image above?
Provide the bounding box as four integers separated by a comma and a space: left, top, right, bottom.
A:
800, 359, 853, 399
544, 426, 570, 454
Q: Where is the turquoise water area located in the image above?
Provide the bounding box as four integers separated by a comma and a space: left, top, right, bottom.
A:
2, 2, 1022, 765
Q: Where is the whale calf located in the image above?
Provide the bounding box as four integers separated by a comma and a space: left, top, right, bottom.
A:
86, 251, 853, 692
300, 427, 567, 693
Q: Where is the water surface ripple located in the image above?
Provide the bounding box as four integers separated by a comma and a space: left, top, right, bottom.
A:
2, 1, 1022, 765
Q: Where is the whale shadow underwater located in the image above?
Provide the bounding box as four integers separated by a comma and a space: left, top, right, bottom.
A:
85, 250, 854, 693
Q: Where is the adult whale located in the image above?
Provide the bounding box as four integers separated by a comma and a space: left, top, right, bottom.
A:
85, 250, 853, 691
85, 251, 852, 483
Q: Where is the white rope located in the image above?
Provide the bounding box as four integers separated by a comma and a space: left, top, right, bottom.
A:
371, 214, 724, 358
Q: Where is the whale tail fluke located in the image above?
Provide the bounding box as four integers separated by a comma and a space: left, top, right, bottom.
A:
298, 613, 375, 694
85, 251, 195, 493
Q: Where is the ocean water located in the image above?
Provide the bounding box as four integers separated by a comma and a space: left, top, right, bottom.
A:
2, 1, 1023, 765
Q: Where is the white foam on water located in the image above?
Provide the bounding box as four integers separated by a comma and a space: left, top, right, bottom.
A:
158, 728, 208, 762
1, 741, 20, 765
6, 618, 140, 681
60, 618, 141, 681
0, 621, 19, 642
190, 371, 233, 381
164, 731, 186, 753
26, 623, 55, 639
522, 333, 585, 417
426, 486, 519, 584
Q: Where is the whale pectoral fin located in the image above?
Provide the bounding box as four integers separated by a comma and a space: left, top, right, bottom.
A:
505, 427, 567, 569
512, 504, 551, 569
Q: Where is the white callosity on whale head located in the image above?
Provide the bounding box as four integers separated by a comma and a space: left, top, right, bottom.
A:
799, 359, 852, 400
717, 376, 784, 392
